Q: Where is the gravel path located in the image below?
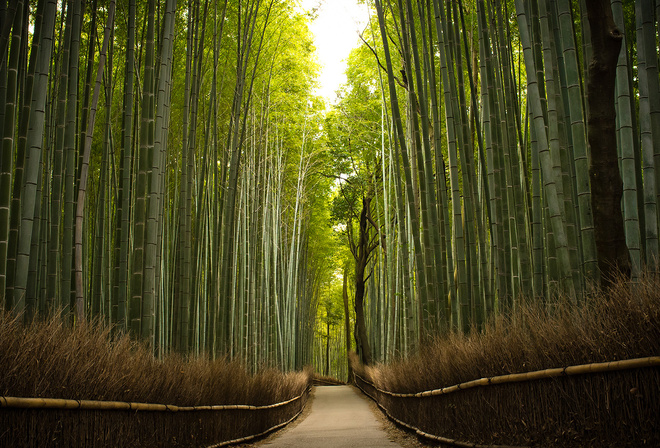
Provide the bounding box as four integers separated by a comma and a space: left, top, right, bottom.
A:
247, 385, 408, 448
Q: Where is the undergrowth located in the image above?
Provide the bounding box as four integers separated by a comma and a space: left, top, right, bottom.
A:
360, 274, 659, 392
0, 313, 310, 406
0, 313, 312, 447
352, 274, 660, 447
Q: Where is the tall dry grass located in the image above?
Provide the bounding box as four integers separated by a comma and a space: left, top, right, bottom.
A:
0, 313, 311, 447
353, 274, 660, 447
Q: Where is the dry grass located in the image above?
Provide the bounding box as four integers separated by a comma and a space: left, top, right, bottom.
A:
353, 274, 660, 447
0, 314, 311, 447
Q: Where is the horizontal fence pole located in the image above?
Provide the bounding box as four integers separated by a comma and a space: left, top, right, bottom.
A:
312, 378, 345, 385
355, 356, 660, 398
354, 377, 529, 448
205, 400, 307, 448
0, 386, 309, 412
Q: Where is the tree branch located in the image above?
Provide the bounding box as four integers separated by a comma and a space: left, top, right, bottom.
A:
360, 33, 408, 90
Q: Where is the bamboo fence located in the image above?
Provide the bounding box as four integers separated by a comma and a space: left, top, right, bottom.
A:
0, 387, 308, 412
356, 356, 660, 397
354, 356, 660, 447
0, 386, 312, 448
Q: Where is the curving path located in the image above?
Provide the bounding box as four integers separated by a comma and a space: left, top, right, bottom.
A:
259, 385, 403, 447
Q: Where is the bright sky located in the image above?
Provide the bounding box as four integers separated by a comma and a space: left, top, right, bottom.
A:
299, 0, 370, 104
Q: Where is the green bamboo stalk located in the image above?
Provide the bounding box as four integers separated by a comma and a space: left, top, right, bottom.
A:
448, 1, 487, 324
555, 0, 598, 286
545, 2, 582, 297
431, 0, 470, 331
24, 157, 44, 319
91, 126, 109, 317
635, 0, 659, 268
143, 0, 177, 346
77, 0, 97, 186
637, 0, 660, 270
539, 0, 572, 300
92, 39, 114, 318
611, 0, 640, 278
0, 0, 24, 304
0, 1, 18, 67
219, 0, 268, 355
0, 26, 6, 305
74, 0, 116, 321
209, 0, 229, 356
457, 0, 493, 324
389, 87, 415, 354
13, 0, 57, 314
478, 0, 509, 309
58, 0, 82, 318
46, 0, 73, 311
515, 0, 576, 298
115, 0, 135, 331
175, 0, 195, 353
494, 3, 533, 304
400, 0, 445, 335
130, 0, 156, 336
375, 0, 430, 344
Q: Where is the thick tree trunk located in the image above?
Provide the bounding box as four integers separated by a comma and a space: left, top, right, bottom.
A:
325, 319, 330, 376
585, 0, 630, 285
354, 265, 371, 365
354, 197, 372, 365
342, 266, 353, 382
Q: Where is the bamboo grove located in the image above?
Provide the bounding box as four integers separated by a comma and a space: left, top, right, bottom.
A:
0, 0, 337, 369
316, 0, 659, 371
1, 0, 658, 377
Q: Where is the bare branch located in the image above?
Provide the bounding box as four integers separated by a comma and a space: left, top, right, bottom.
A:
360, 33, 408, 90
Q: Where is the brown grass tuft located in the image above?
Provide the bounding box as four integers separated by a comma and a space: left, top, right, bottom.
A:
353, 274, 660, 447
0, 313, 311, 447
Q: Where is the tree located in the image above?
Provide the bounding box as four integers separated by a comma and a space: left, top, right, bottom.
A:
316, 280, 343, 376
0, 1, 334, 371
326, 70, 383, 365
585, 0, 630, 285
352, 195, 379, 365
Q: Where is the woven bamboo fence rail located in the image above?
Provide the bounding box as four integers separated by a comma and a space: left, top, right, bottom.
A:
355, 380, 529, 448
0, 387, 307, 412
205, 401, 307, 448
356, 356, 660, 398
312, 377, 345, 386
0, 385, 312, 448
354, 356, 660, 447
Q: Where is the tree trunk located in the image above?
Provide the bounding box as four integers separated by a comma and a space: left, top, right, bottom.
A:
354, 197, 372, 365
585, 0, 630, 285
325, 318, 330, 377
342, 266, 352, 381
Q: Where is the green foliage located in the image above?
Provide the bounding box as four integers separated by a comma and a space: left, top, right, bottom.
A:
0, 0, 338, 371
2, 0, 658, 381
325, 45, 383, 178
316, 280, 344, 334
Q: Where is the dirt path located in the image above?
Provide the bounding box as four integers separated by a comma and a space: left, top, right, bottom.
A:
253, 385, 405, 447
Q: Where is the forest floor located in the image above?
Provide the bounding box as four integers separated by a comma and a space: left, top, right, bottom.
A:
240, 385, 428, 447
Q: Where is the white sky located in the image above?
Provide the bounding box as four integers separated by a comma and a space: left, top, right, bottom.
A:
299, 0, 370, 104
